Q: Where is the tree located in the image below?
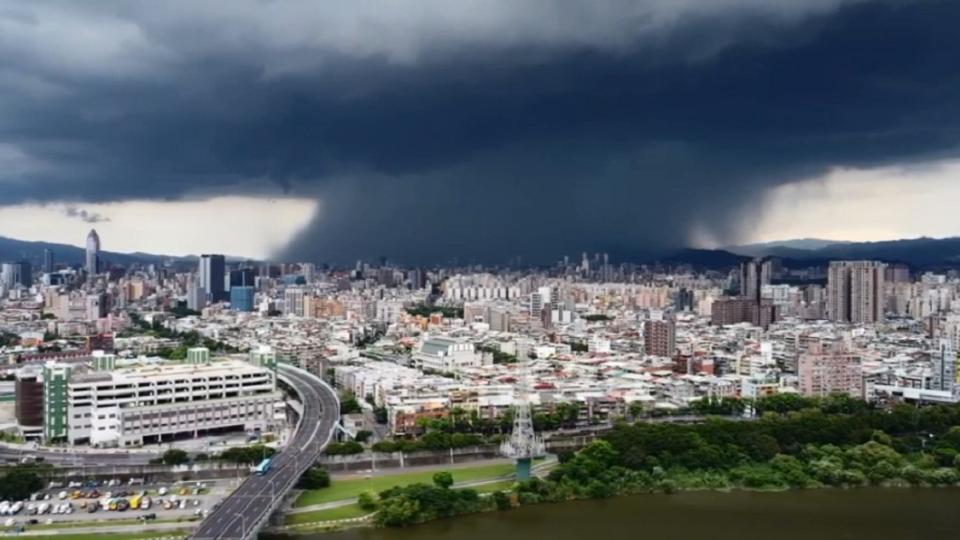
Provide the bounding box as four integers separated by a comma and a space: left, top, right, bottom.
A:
162, 448, 190, 466
340, 391, 363, 414
219, 445, 276, 464
0, 467, 43, 501
433, 471, 454, 489
299, 466, 331, 489
355, 430, 374, 443
325, 441, 364, 455
376, 495, 421, 527
492, 490, 512, 510
358, 491, 378, 511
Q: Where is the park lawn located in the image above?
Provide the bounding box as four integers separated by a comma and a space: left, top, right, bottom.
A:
284, 504, 372, 525
294, 462, 516, 507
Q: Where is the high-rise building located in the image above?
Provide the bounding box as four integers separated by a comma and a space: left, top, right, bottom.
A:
230, 286, 255, 312
740, 258, 773, 300
14, 260, 31, 287
43, 249, 54, 274
674, 288, 695, 312
408, 268, 425, 290
301, 263, 315, 284
85, 229, 100, 277
283, 287, 307, 317
199, 254, 227, 303
884, 264, 910, 283
827, 261, 886, 324
85, 293, 107, 321
15, 367, 43, 440
1, 261, 31, 288
644, 318, 676, 357
932, 338, 957, 394
41, 362, 72, 442
187, 281, 207, 311
529, 291, 544, 316
229, 268, 256, 288
0, 263, 15, 289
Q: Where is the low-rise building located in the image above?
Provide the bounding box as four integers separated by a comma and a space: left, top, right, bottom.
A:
64, 359, 282, 447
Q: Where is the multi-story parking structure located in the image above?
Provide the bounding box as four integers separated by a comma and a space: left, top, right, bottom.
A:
65, 360, 283, 446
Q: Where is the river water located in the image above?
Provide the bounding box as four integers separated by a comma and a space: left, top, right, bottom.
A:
288, 488, 960, 540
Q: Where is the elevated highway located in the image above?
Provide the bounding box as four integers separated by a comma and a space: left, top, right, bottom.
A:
192, 364, 340, 540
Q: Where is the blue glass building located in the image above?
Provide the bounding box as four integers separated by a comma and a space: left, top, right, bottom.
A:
230, 286, 255, 312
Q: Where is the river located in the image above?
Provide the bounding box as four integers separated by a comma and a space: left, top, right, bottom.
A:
278, 488, 960, 540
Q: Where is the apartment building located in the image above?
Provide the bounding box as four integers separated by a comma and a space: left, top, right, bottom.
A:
798, 347, 863, 398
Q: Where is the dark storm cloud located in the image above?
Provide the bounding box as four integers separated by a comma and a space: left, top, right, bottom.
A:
1, 0, 959, 263
63, 206, 110, 224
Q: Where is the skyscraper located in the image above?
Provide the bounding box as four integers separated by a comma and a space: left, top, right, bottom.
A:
2, 261, 32, 288
827, 260, 886, 324
739, 257, 773, 300
199, 254, 227, 303
229, 268, 256, 288
43, 249, 54, 273
14, 260, 31, 287
85, 229, 100, 277
0, 263, 15, 289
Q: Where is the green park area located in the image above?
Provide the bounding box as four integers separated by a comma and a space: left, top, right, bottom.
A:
294, 462, 516, 507
284, 503, 372, 525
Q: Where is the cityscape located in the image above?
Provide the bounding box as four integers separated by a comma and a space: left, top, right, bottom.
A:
1, 228, 960, 537
2, 2, 960, 540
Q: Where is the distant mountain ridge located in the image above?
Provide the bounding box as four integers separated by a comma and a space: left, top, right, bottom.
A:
725, 236, 960, 268
6, 234, 960, 272
0, 235, 192, 268
726, 238, 848, 256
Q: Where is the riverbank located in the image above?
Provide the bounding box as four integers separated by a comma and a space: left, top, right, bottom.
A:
265, 488, 960, 540
276, 459, 555, 533
275, 396, 960, 534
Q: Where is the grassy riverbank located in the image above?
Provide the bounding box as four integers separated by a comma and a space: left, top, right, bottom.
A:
283, 395, 960, 534
285, 504, 371, 525
294, 463, 515, 507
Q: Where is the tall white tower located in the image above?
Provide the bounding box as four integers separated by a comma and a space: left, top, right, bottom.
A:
500, 365, 545, 480
85, 229, 100, 277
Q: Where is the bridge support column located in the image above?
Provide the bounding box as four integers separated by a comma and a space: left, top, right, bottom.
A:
516, 458, 532, 481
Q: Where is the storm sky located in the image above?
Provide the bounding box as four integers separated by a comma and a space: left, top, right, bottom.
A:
2, 0, 960, 262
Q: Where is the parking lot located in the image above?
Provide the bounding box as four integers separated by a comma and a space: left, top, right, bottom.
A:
1, 479, 236, 532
